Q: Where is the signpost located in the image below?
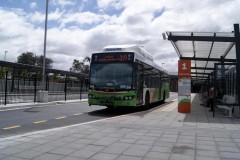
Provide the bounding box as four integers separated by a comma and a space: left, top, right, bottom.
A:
178, 60, 191, 113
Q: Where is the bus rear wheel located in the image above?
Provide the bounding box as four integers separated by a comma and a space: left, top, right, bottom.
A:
162, 91, 166, 103
144, 92, 150, 109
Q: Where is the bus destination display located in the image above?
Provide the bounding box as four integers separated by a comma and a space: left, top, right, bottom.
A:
92, 53, 134, 63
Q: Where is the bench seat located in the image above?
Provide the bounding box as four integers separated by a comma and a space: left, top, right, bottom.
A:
216, 95, 236, 117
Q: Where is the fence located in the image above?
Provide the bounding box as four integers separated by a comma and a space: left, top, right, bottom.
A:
0, 71, 88, 106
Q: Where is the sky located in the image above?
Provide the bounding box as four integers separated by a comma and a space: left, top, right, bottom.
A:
0, 0, 239, 73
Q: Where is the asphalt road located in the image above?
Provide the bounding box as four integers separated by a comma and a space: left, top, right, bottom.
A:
0, 92, 178, 138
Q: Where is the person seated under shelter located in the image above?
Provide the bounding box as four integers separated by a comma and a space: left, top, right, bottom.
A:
205, 87, 214, 111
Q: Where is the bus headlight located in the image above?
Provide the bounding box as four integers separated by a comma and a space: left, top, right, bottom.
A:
88, 94, 95, 99
123, 96, 134, 101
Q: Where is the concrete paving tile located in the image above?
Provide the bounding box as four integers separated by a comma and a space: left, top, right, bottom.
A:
90, 152, 119, 160
217, 146, 240, 152
196, 136, 214, 141
178, 135, 195, 140
220, 152, 240, 159
177, 138, 195, 144
59, 156, 87, 160
14, 142, 39, 150
70, 150, 97, 158
0, 156, 27, 160
0, 147, 27, 155
196, 156, 220, 160
158, 137, 177, 143
33, 153, 64, 160
196, 144, 217, 151
216, 141, 237, 147
29, 138, 50, 144
48, 147, 76, 155
145, 151, 170, 159
0, 141, 22, 148
101, 143, 131, 154
154, 141, 175, 147
59, 137, 80, 143
197, 140, 216, 146
169, 153, 194, 160
91, 137, 118, 146
63, 142, 85, 150
0, 153, 7, 159
75, 138, 95, 144
151, 146, 173, 153
172, 147, 195, 156
45, 141, 68, 147
118, 138, 137, 144
83, 145, 105, 152
196, 150, 219, 158
115, 155, 142, 160
162, 134, 178, 139
31, 144, 56, 153
214, 138, 233, 142
14, 150, 42, 159
174, 143, 195, 149
107, 133, 124, 138
0, 146, 6, 150
70, 134, 87, 139
135, 140, 155, 146
140, 136, 158, 141
123, 148, 148, 157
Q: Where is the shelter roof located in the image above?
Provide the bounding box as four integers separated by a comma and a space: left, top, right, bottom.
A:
0, 60, 87, 78
165, 31, 236, 82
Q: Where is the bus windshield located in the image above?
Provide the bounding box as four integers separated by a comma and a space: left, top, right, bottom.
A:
90, 63, 133, 91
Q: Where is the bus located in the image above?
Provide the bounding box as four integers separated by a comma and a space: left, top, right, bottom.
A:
88, 44, 170, 109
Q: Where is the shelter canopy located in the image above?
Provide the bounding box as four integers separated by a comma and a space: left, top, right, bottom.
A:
165, 31, 236, 82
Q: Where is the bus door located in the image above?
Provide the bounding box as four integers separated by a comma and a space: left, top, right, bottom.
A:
159, 72, 162, 100
136, 63, 144, 105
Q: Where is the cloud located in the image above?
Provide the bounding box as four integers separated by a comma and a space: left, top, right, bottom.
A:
59, 11, 111, 28
30, 2, 37, 9
1, 0, 240, 73
52, 0, 77, 7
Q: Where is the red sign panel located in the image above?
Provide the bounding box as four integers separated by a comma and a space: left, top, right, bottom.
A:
178, 60, 191, 78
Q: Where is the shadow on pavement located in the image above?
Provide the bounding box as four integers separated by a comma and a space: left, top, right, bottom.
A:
87, 101, 170, 118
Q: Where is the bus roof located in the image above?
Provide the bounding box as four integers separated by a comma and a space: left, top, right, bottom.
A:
103, 44, 153, 62
101, 44, 168, 74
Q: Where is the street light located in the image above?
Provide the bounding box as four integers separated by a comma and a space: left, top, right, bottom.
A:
4, 51, 7, 61
162, 63, 165, 68
42, 0, 49, 90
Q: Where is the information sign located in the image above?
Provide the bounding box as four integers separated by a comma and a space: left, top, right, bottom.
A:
92, 52, 134, 63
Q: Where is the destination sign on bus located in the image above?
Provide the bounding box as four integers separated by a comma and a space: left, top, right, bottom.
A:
92, 52, 134, 63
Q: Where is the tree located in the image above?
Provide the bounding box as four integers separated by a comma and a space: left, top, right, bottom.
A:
17, 52, 37, 65
70, 59, 84, 73
70, 56, 91, 74
36, 55, 53, 68
17, 52, 53, 68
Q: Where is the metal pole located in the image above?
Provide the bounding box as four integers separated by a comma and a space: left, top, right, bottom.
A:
4, 71, 8, 105
11, 68, 15, 92
234, 24, 240, 105
42, 0, 49, 90
4, 51, 7, 61
34, 74, 37, 103
80, 78, 83, 100
64, 75, 67, 101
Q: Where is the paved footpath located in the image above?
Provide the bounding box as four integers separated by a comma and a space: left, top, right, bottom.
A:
1, 94, 240, 160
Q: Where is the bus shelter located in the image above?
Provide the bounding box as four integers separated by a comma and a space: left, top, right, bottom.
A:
165, 24, 240, 117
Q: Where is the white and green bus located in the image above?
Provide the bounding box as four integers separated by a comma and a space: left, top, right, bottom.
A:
88, 45, 170, 109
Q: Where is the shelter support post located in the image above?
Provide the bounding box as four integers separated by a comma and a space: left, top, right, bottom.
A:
234, 24, 240, 105
4, 71, 8, 105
